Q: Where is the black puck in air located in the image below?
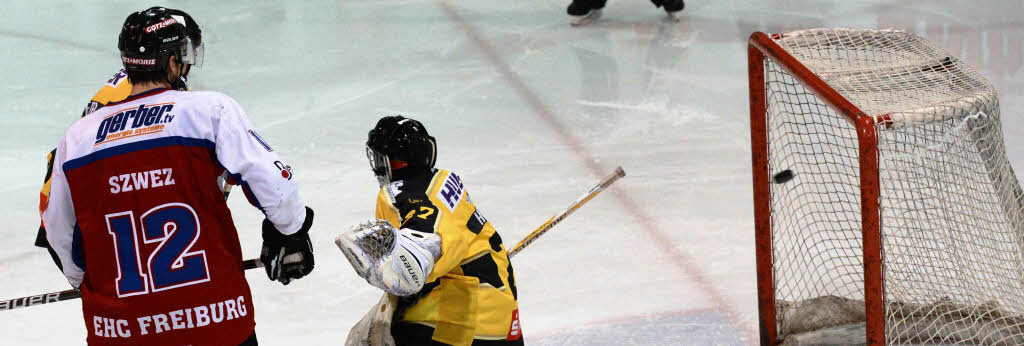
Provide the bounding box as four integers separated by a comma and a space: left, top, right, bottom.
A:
772, 169, 794, 184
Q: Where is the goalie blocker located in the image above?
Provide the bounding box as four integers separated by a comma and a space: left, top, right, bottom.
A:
337, 116, 522, 346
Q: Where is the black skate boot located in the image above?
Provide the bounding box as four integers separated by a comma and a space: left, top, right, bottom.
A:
568, 0, 606, 27
652, 0, 685, 21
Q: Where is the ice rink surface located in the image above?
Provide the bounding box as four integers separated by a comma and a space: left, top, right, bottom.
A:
1, 1, 1023, 344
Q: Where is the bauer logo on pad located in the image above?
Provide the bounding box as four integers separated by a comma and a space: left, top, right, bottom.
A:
437, 172, 464, 212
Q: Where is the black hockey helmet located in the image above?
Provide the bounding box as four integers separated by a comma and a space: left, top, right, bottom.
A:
367, 116, 437, 186
118, 7, 203, 73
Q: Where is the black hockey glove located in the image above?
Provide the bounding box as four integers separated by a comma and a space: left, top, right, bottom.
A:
261, 207, 315, 285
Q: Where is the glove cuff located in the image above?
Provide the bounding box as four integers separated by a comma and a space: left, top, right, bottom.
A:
262, 206, 315, 241
296, 206, 314, 234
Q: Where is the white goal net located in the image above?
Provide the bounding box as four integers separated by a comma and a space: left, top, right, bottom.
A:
757, 28, 1024, 345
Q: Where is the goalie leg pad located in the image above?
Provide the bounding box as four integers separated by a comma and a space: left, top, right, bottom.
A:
345, 293, 398, 346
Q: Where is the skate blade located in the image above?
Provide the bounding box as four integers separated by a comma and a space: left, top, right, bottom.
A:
665, 11, 681, 23
570, 9, 602, 27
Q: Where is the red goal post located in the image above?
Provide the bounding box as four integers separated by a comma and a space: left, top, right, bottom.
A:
749, 30, 886, 346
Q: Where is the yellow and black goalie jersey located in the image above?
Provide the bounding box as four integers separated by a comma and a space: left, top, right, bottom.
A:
376, 169, 522, 345
36, 70, 131, 250
81, 69, 132, 116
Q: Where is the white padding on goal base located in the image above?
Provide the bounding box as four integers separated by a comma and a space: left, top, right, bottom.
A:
780, 296, 1024, 345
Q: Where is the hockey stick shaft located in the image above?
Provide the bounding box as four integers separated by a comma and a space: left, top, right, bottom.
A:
221, 174, 236, 199
223, 183, 234, 199
0, 259, 263, 311
508, 166, 625, 257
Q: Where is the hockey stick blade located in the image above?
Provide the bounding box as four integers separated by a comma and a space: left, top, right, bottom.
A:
0, 259, 262, 311
509, 166, 625, 257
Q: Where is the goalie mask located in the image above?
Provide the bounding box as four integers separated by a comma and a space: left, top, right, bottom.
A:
366, 116, 437, 187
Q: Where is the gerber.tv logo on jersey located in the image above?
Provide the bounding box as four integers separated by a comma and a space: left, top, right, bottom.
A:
95, 103, 176, 145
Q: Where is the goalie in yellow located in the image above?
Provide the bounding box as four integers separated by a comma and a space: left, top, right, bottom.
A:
337, 116, 523, 345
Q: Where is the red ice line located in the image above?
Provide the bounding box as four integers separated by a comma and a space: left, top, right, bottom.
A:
436, 2, 755, 344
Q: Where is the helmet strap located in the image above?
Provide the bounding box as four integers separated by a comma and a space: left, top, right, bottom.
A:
166, 53, 183, 87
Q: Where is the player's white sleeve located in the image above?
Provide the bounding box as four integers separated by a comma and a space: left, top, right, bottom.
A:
210, 96, 306, 234
42, 139, 84, 287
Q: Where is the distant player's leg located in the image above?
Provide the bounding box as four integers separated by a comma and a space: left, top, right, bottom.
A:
650, 0, 685, 21
663, 0, 684, 21
568, 0, 606, 27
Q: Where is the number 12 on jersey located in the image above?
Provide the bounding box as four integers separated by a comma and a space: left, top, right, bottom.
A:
105, 203, 210, 297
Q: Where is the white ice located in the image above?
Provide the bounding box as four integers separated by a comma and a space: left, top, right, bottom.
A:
1, 1, 1023, 345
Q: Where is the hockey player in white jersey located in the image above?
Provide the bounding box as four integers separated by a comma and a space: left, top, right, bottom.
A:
41, 7, 315, 345
35, 8, 204, 272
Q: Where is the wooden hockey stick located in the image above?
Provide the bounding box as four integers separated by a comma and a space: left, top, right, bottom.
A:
221, 173, 236, 199
509, 166, 626, 256
0, 259, 262, 311
347, 166, 626, 345
223, 182, 234, 198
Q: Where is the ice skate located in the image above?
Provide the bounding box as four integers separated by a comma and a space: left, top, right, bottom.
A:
570, 9, 602, 27
568, 0, 604, 27
661, 0, 684, 22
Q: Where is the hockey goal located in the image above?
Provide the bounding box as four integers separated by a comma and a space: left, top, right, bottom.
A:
750, 28, 1024, 345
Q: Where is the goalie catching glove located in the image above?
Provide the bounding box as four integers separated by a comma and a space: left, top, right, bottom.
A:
336, 220, 441, 296
261, 206, 315, 285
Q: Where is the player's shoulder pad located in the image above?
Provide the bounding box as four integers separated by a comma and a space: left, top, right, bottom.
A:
183, 90, 236, 103
89, 69, 132, 106
178, 90, 245, 117
387, 175, 436, 212
103, 69, 129, 88
382, 180, 404, 205
431, 169, 470, 213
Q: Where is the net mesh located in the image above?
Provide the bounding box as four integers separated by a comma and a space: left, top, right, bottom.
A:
763, 28, 1024, 344
355, 220, 397, 262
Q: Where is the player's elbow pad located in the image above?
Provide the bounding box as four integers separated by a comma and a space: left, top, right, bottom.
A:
336, 220, 441, 296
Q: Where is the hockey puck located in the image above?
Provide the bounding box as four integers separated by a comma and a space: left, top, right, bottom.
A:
772, 169, 794, 184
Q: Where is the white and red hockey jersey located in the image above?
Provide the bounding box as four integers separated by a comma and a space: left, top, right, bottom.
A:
42, 88, 306, 345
